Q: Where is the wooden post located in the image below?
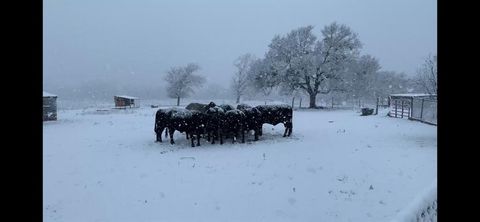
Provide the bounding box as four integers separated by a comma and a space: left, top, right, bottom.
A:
299, 97, 302, 108
401, 100, 404, 118
410, 97, 414, 118
291, 97, 295, 109
332, 97, 334, 109
394, 100, 398, 117
376, 97, 379, 115
420, 99, 425, 119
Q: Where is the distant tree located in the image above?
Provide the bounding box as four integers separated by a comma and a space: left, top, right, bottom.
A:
247, 57, 282, 103
231, 53, 256, 103
264, 23, 362, 108
415, 54, 437, 95
374, 71, 410, 99
165, 63, 205, 106
194, 83, 230, 100
346, 55, 381, 102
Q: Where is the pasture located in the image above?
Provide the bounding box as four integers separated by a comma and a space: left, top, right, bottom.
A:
43, 103, 437, 222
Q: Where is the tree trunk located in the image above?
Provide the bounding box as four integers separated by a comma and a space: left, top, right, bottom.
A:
236, 95, 240, 104
177, 97, 180, 106
309, 93, 317, 108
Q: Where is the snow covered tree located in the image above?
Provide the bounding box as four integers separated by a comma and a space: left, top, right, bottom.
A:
265, 23, 362, 108
231, 53, 256, 103
165, 63, 205, 106
415, 54, 437, 95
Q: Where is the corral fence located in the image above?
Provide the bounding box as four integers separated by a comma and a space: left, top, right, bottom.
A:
285, 96, 390, 112
410, 98, 437, 125
388, 94, 437, 125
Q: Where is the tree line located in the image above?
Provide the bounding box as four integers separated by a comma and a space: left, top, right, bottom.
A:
165, 22, 437, 107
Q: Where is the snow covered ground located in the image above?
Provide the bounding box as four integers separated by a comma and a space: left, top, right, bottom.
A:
43, 104, 436, 222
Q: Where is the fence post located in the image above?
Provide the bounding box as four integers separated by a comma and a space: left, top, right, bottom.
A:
291, 97, 295, 109
332, 97, 334, 109
376, 97, 379, 115
410, 97, 414, 118
299, 97, 302, 109
401, 100, 404, 118
420, 99, 424, 119
395, 100, 398, 117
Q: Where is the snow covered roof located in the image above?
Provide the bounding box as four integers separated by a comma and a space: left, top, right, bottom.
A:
390, 93, 436, 98
115, 95, 138, 99
43, 91, 57, 97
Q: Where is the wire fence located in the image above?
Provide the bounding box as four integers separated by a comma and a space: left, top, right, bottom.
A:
387, 96, 437, 126
410, 98, 437, 125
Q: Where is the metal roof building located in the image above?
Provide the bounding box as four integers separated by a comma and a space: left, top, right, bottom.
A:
114, 95, 138, 108
43, 91, 58, 121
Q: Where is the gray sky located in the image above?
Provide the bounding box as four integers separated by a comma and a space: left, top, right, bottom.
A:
44, 0, 436, 90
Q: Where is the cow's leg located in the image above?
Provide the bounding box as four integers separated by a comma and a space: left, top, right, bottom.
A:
165, 127, 168, 138
219, 131, 223, 145
196, 132, 201, 146
287, 122, 293, 136
207, 132, 211, 142
169, 128, 175, 144
283, 122, 289, 137
156, 127, 163, 142
186, 133, 189, 140
259, 126, 263, 136
242, 129, 245, 143
211, 131, 216, 144
190, 133, 195, 147
156, 133, 162, 142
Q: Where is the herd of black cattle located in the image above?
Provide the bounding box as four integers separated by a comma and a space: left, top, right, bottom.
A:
154, 102, 293, 147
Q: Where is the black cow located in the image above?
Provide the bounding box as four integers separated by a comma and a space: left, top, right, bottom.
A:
223, 109, 246, 143
218, 104, 235, 112
185, 102, 217, 113
255, 104, 293, 137
236, 104, 252, 110
154, 108, 170, 142
205, 106, 226, 144
188, 110, 208, 147
237, 106, 262, 141
165, 108, 206, 147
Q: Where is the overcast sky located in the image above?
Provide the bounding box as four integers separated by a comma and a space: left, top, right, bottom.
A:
43, 0, 436, 89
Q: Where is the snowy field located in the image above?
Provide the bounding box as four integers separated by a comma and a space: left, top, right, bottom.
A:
43, 104, 437, 222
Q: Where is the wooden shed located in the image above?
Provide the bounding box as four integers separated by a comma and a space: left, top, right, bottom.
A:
43, 91, 57, 121
114, 95, 138, 108
388, 93, 437, 121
